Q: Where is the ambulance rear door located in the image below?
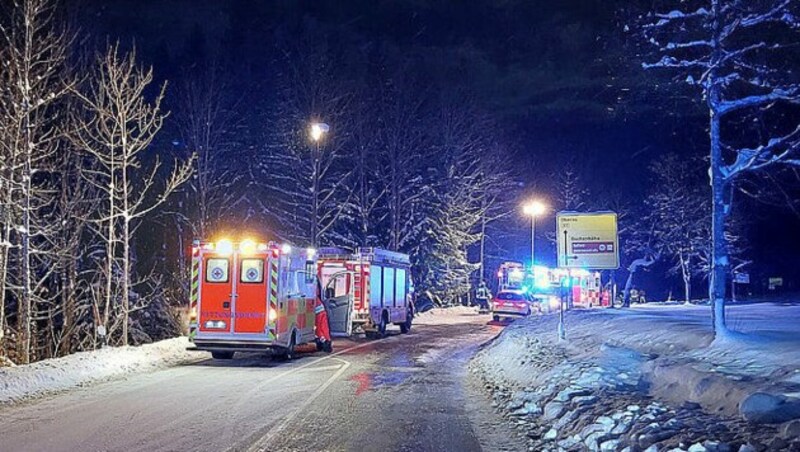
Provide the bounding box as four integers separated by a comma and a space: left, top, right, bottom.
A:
198, 253, 234, 334
233, 252, 269, 334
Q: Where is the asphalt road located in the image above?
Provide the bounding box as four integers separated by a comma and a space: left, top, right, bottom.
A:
0, 311, 524, 452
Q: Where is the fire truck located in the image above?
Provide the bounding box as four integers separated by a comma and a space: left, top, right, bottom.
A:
316, 247, 414, 338
188, 239, 319, 359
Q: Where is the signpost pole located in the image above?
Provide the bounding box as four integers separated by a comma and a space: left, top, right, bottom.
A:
559, 230, 568, 340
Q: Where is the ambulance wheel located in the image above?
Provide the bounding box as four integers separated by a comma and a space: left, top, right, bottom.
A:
276, 335, 296, 360
211, 351, 234, 360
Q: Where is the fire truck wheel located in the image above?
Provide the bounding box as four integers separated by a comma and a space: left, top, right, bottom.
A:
400, 308, 413, 334
211, 351, 234, 360
377, 314, 388, 338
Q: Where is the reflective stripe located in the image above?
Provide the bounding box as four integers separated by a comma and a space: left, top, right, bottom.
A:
315, 304, 325, 314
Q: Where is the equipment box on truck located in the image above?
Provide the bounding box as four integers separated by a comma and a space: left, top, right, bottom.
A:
317, 247, 414, 338
188, 239, 318, 359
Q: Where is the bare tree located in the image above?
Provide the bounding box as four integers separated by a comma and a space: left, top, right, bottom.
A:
641, 0, 800, 334
256, 32, 354, 247
73, 43, 193, 346
646, 154, 709, 303
175, 65, 243, 238
0, 0, 72, 363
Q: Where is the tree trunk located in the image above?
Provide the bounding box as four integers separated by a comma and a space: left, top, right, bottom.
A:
681, 254, 692, 304
121, 154, 130, 346
479, 213, 486, 284
709, 104, 728, 334
18, 97, 34, 364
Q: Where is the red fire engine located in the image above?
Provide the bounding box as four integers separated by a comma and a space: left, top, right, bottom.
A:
316, 247, 414, 338
188, 239, 320, 359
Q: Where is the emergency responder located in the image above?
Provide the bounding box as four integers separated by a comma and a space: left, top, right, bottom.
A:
476, 281, 492, 314
315, 280, 333, 353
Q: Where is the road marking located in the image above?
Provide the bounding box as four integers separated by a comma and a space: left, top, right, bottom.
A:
223, 341, 377, 450
246, 357, 351, 452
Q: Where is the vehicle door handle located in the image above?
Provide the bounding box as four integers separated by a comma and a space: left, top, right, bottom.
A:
223, 301, 230, 309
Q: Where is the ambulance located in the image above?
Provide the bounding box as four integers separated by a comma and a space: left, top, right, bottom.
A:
316, 247, 414, 338
188, 239, 319, 359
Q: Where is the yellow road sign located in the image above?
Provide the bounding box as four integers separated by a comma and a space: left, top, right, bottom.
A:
557, 212, 619, 269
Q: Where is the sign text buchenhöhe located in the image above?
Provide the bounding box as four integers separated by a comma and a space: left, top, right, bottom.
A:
557, 212, 619, 270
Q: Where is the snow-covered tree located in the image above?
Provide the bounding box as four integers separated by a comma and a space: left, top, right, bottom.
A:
0, 0, 72, 363
557, 161, 591, 212
641, 0, 800, 334
175, 66, 244, 239
646, 154, 709, 303
73, 43, 193, 346
255, 30, 354, 247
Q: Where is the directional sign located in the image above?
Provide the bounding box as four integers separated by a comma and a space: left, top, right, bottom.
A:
557, 212, 619, 269
734, 272, 750, 284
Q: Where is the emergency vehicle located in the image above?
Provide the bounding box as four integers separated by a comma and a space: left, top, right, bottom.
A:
188, 239, 319, 359
497, 262, 526, 290
495, 263, 609, 312
316, 247, 414, 338
530, 266, 608, 309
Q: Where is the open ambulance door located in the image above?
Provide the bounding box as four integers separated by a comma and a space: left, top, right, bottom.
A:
323, 270, 353, 337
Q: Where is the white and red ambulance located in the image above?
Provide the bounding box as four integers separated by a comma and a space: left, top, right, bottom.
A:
188, 239, 319, 359
316, 247, 414, 338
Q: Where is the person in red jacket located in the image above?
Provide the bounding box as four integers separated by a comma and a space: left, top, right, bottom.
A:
314, 281, 333, 353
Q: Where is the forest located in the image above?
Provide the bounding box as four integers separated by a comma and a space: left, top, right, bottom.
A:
2, 0, 799, 363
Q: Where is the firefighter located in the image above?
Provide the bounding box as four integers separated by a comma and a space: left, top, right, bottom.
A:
314, 281, 333, 353
476, 281, 492, 314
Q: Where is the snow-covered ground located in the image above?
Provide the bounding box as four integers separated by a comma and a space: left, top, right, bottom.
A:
470, 302, 800, 450
0, 337, 202, 405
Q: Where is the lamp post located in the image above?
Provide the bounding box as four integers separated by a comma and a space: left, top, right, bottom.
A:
309, 122, 329, 247
523, 200, 547, 267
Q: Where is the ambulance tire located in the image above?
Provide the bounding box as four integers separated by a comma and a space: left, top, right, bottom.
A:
211, 351, 234, 360
276, 334, 296, 361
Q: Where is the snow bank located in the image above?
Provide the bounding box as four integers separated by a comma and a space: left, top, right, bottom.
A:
0, 337, 201, 405
470, 303, 800, 449
414, 305, 481, 325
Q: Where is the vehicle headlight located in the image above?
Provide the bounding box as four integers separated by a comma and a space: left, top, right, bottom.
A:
268, 309, 277, 322
204, 320, 227, 329
549, 297, 560, 310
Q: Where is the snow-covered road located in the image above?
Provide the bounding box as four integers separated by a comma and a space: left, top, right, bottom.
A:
0, 308, 522, 452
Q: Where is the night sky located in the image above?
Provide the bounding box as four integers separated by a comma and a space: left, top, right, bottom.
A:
74, 0, 800, 296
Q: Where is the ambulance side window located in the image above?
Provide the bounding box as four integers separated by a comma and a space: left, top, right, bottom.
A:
240, 259, 264, 284
205, 258, 229, 283
371, 266, 383, 307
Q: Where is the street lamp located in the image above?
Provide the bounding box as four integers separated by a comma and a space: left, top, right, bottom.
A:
523, 200, 547, 266
310, 122, 329, 142
309, 122, 329, 248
